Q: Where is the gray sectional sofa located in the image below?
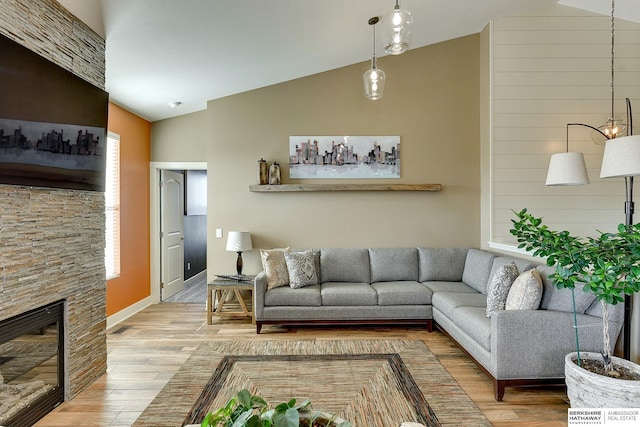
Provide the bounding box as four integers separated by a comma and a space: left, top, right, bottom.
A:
253, 247, 624, 401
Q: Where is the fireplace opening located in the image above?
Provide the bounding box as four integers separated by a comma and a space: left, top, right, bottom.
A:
0, 300, 65, 427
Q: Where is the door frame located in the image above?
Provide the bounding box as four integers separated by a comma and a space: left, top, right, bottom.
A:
150, 162, 207, 303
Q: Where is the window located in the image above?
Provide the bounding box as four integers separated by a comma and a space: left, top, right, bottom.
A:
105, 132, 121, 279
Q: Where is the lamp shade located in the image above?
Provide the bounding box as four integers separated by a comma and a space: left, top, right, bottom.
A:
225, 231, 252, 252
600, 135, 640, 178
545, 152, 590, 186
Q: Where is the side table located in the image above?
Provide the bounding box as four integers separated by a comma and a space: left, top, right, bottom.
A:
207, 275, 256, 325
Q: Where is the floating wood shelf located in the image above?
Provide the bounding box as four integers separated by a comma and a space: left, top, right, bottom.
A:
249, 184, 442, 192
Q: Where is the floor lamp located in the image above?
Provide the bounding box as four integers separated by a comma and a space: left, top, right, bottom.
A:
600, 103, 640, 360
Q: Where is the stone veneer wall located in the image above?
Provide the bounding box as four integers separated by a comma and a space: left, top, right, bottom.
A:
0, 0, 107, 399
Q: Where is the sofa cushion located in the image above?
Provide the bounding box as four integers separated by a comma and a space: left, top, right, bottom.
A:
320, 248, 370, 283
260, 247, 291, 290
320, 282, 377, 306
284, 250, 318, 289
264, 285, 321, 306
432, 292, 487, 319
450, 306, 492, 351
422, 281, 478, 294
486, 262, 519, 317
488, 256, 537, 284
369, 248, 418, 282
486, 257, 536, 296
537, 265, 597, 313
506, 269, 543, 310
461, 249, 496, 294
371, 281, 431, 305
291, 248, 321, 280
418, 247, 469, 282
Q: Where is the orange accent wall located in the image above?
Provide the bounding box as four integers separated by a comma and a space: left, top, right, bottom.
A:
106, 103, 151, 316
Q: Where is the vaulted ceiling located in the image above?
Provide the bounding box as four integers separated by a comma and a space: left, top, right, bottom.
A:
59, 0, 640, 122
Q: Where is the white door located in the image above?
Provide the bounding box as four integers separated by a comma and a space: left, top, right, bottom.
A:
160, 170, 185, 300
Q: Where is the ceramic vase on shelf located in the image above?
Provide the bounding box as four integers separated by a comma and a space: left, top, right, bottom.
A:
258, 158, 268, 185
269, 161, 281, 185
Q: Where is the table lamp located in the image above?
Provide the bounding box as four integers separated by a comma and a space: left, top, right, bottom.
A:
226, 231, 253, 275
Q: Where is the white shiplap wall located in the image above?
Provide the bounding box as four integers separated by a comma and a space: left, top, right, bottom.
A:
490, 3, 640, 245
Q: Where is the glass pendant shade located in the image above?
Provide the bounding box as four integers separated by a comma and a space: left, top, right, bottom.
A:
600, 135, 640, 178
545, 152, 590, 186
595, 117, 627, 142
363, 57, 386, 100
364, 16, 385, 100
383, 2, 413, 55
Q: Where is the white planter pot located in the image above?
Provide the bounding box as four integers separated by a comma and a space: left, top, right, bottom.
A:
299, 411, 347, 426
565, 352, 640, 408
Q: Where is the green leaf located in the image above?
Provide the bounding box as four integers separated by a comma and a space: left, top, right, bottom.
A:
237, 389, 253, 409
274, 402, 290, 412
271, 409, 299, 427
201, 413, 212, 427
231, 411, 256, 427
251, 396, 268, 410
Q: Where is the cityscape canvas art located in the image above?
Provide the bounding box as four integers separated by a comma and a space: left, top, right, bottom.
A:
0, 118, 105, 190
289, 135, 400, 179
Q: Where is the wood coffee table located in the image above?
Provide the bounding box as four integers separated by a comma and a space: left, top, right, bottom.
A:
207, 275, 255, 325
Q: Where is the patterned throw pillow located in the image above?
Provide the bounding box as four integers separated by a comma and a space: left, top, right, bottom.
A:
284, 250, 318, 289
506, 269, 543, 310
486, 262, 519, 317
260, 248, 290, 290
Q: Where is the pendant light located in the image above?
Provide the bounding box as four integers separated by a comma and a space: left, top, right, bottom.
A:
363, 16, 385, 101
595, 0, 627, 142
545, 0, 631, 185
383, 0, 413, 55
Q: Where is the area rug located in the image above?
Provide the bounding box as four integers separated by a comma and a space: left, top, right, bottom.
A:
133, 340, 490, 427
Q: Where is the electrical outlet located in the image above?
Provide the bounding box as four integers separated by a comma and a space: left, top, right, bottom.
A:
216, 228, 223, 238
187, 262, 191, 270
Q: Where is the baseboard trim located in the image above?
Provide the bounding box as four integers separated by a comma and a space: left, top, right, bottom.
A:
185, 269, 207, 286
106, 296, 154, 330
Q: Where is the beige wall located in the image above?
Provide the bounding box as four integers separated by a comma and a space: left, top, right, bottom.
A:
152, 35, 482, 276
207, 35, 480, 274
479, 24, 492, 250
152, 109, 209, 161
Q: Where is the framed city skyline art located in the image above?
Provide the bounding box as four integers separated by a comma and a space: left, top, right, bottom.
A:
289, 135, 400, 179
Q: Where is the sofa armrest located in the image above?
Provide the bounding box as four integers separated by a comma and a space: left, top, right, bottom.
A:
490, 309, 604, 379
254, 271, 267, 319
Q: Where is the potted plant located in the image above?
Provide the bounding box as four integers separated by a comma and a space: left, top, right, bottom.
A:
200, 389, 352, 427
510, 208, 640, 407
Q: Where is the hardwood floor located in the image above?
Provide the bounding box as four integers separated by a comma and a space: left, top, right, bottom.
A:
36, 303, 569, 426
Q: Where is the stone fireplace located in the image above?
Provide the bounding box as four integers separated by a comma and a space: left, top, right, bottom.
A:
0, 185, 107, 420
0, 0, 108, 423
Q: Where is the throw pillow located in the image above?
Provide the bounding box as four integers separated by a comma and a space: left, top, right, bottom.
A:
506, 269, 543, 310
260, 247, 290, 290
284, 250, 318, 289
486, 262, 519, 317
